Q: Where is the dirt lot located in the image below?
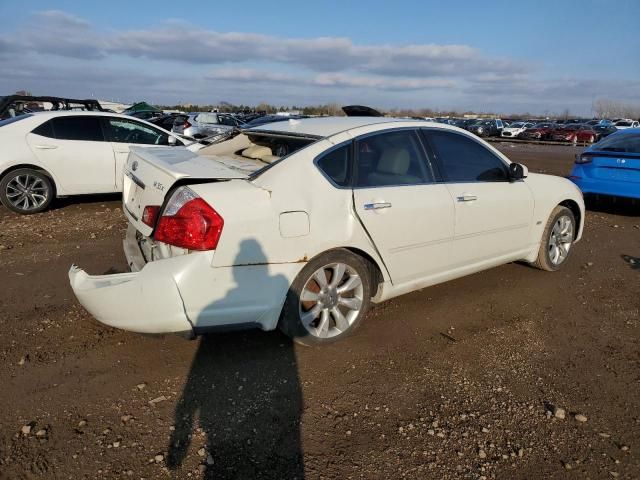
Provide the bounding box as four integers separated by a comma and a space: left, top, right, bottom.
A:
0, 143, 638, 480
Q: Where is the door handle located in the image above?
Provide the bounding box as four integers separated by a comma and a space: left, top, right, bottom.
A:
457, 194, 477, 202
34, 145, 58, 150
364, 202, 392, 210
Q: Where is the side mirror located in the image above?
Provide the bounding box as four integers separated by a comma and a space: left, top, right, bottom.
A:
168, 135, 177, 146
509, 162, 528, 181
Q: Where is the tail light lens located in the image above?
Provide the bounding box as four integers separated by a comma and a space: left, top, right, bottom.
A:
142, 205, 160, 227
575, 153, 592, 164
184, 120, 192, 129
154, 187, 224, 250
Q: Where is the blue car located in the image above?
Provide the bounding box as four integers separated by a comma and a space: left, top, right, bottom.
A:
569, 128, 640, 200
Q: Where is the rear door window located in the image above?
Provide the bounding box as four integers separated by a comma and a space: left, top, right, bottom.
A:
425, 129, 509, 182
52, 116, 105, 141
355, 129, 433, 187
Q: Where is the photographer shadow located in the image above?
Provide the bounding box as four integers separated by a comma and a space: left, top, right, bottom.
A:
167, 239, 304, 479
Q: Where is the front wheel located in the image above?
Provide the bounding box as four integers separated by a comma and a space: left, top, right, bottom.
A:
532, 206, 576, 271
278, 249, 371, 346
0, 168, 54, 214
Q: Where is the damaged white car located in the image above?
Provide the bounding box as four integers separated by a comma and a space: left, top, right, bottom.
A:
69, 118, 585, 345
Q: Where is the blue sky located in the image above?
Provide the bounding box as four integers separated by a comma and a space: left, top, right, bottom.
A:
1, 0, 639, 115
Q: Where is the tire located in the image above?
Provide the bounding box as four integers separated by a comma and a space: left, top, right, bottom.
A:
278, 249, 371, 346
0, 168, 54, 214
532, 206, 576, 272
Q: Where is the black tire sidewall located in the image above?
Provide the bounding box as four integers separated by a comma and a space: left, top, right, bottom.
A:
278, 249, 371, 346
0, 169, 54, 214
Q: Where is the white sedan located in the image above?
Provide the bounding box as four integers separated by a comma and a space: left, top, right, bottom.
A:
69, 118, 585, 346
501, 122, 534, 138
0, 111, 199, 214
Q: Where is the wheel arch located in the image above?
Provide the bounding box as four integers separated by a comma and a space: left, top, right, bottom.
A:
559, 199, 582, 234
327, 246, 386, 298
0, 164, 58, 197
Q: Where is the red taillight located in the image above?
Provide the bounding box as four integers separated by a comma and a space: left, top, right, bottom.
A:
142, 205, 160, 227
154, 188, 223, 250
184, 120, 192, 129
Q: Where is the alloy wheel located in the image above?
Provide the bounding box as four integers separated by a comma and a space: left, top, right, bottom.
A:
548, 215, 574, 265
5, 174, 49, 212
298, 262, 364, 339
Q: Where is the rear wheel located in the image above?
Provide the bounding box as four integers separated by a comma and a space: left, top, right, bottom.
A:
0, 168, 54, 214
278, 249, 371, 346
532, 206, 576, 271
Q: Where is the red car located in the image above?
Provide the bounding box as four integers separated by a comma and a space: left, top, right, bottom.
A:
551, 124, 597, 143
521, 123, 557, 140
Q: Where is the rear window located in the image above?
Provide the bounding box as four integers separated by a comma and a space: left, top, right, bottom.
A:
595, 133, 640, 153
195, 113, 218, 124
0, 114, 33, 127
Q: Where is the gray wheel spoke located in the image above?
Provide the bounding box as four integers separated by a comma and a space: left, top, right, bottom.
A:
331, 307, 349, 332
301, 304, 321, 326
300, 289, 319, 302
337, 275, 362, 294
338, 296, 362, 310
329, 263, 346, 288
316, 310, 330, 337
313, 270, 328, 289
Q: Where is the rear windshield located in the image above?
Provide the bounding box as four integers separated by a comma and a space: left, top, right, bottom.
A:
595, 133, 640, 153
195, 113, 218, 124
0, 114, 33, 127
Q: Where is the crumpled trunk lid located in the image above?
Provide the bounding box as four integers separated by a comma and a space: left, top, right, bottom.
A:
123, 146, 260, 236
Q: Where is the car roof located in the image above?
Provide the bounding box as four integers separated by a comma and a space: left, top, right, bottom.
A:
246, 116, 437, 138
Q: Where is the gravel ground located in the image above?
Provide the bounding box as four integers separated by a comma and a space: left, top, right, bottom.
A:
0, 143, 638, 479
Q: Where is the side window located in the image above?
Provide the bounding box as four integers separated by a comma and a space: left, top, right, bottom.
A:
107, 118, 169, 145
51, 116, 104, 141
316, 143, 351, 187
355, 130, 432, 187
218, 116, 237, 127
31, 120, 55, 138
426, 130, 508, 182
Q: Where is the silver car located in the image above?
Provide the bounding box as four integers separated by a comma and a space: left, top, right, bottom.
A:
172, 112, 243, 139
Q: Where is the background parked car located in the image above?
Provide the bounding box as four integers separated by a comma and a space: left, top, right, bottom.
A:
614, 120, 640, 130
569, 128, 640, 200
172, 112, 245, 138
592, 124, 619, 141
467, 119, 504, 137
501, 122, 534, 138
148, 113, 186, 131
521, 123, 557, 140
551, 124, 597, 143
0, 111, 193, 214
586, 119, 613, 127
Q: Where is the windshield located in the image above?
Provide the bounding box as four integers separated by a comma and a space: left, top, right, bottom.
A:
510, 122, 525, 128
615, 121, 632, 127
595, 133, 640, 153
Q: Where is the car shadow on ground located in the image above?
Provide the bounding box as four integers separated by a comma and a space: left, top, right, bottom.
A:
166, 239, 305, 479
584, 195, 640, 217
51, 192, 122, 211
